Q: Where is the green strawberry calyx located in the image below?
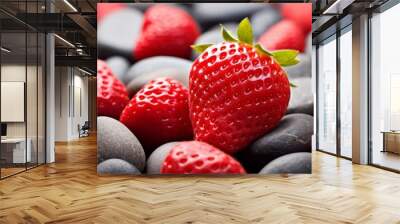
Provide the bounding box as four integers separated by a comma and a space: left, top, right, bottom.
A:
191, 17, 299, 87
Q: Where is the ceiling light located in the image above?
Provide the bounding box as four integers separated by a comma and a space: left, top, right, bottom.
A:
54, 34, 75, 48
323, 0, 355, 15
1, 47, 11, 53
63, 0, 78, 12
78, 67, 93, 76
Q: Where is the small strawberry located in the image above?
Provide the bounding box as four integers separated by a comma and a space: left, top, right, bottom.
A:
190, 18, 299, 154
259, 20, 306, 52
120, 78, 193, 154
97, 3, 125, 22
161, 141, 246, 174
134, 4, 200, 60
97, 59, 129, 119
281, 3, 312, 34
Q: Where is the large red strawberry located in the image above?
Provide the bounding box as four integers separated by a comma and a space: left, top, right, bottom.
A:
120, 78, 193, 154
161, 141, 246, 174
134, 5, 200, 60
97, 3, 125, 22
97, 59, 129, 119
259, 20, 306, 52
190, 18, 299, 154
281, 3, 312, 34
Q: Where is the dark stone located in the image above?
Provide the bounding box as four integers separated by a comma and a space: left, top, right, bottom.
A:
285, 53, 311, 79
191, 23, 237, 60
97, 116, 146, 171
146, 142, 179, 174
98, 8, 143, 60
306, 32, 312, 54
98, 158, 141, 175
193, 3, 265, 30
259, 152, 311, 174
126, 68, 190, 97
123, 56, 191, 89
251, 7, 281, 39
106, 56, 131, 82
236, 113, 313, 173
287, 77, 313, 115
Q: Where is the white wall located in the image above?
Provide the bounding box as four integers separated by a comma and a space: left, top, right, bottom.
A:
54, 67, 89, 141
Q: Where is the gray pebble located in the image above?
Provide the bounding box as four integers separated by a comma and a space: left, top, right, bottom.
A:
285, 53, 312, 79
237, 113, 313, 173
193, 3, 265, 30
196, 23, 236, 44
126, 68, 189, 97
306, 32, 312, 55
191, 23, 237, 60
259, 152, 311, 174
251, 7, 281, 39
106, 56, 130, 82
98, 8, 142, 60
123, 56, 191, 85
98, 158, 141, 175
147, 142, 179, 174
98, 116, 146, 171
287, 77, 313, 115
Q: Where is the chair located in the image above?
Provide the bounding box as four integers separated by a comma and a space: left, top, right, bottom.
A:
78, 121, 90, 138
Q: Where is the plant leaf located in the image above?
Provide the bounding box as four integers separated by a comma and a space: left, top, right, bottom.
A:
271, 50, 299, 67
221, 25, 238, 42
191, 44, 213, 54
237, 17, 253, 44
280, 58, 300, 67
254, 43, 272, 56
290, 82, 297, 88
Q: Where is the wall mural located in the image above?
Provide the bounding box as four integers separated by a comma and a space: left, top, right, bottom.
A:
96, 3, 313, 175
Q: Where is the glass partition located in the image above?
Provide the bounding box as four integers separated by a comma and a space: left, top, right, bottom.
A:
370, 3, 400, 171
339, 27, 352, 158
317, 35, 337, 154
1, 31, 28, 177
0, 1, 46, 179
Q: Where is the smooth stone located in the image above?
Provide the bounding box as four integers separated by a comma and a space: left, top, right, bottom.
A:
146, 142, 179, 174
197, 23, 237, 44
251, 7, 281, 39
98, 158, 141, 175
128, 3, 154, 12
306, 32, 312, 54
123, 56, 192, 85
237, 113, 313, 173
98, 8, 142, 60
98, 116, 146, 171
285, 53, 311, 78
126, 68, 189, 97
130, 3, 192, 13
106, 56, 130, 82
287, 77, 313, 115
193, 3, 265, 30
259, 152, 311, 174
191, 23, 237, 60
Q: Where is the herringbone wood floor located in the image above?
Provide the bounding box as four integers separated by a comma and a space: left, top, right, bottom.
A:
1, 135, 400, 224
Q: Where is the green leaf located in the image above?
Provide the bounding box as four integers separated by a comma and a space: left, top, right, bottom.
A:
290, 82, 297, 88
221, 25, 238, 42
191, 44, 213, 54
237, 17, 253, 44
271, 50, 299, 67
254, 43, 272, 56
281, 58, 300, 67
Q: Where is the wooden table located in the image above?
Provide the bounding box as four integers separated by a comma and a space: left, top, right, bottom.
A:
1, 138, 31, 163
381, 131, 400, 154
